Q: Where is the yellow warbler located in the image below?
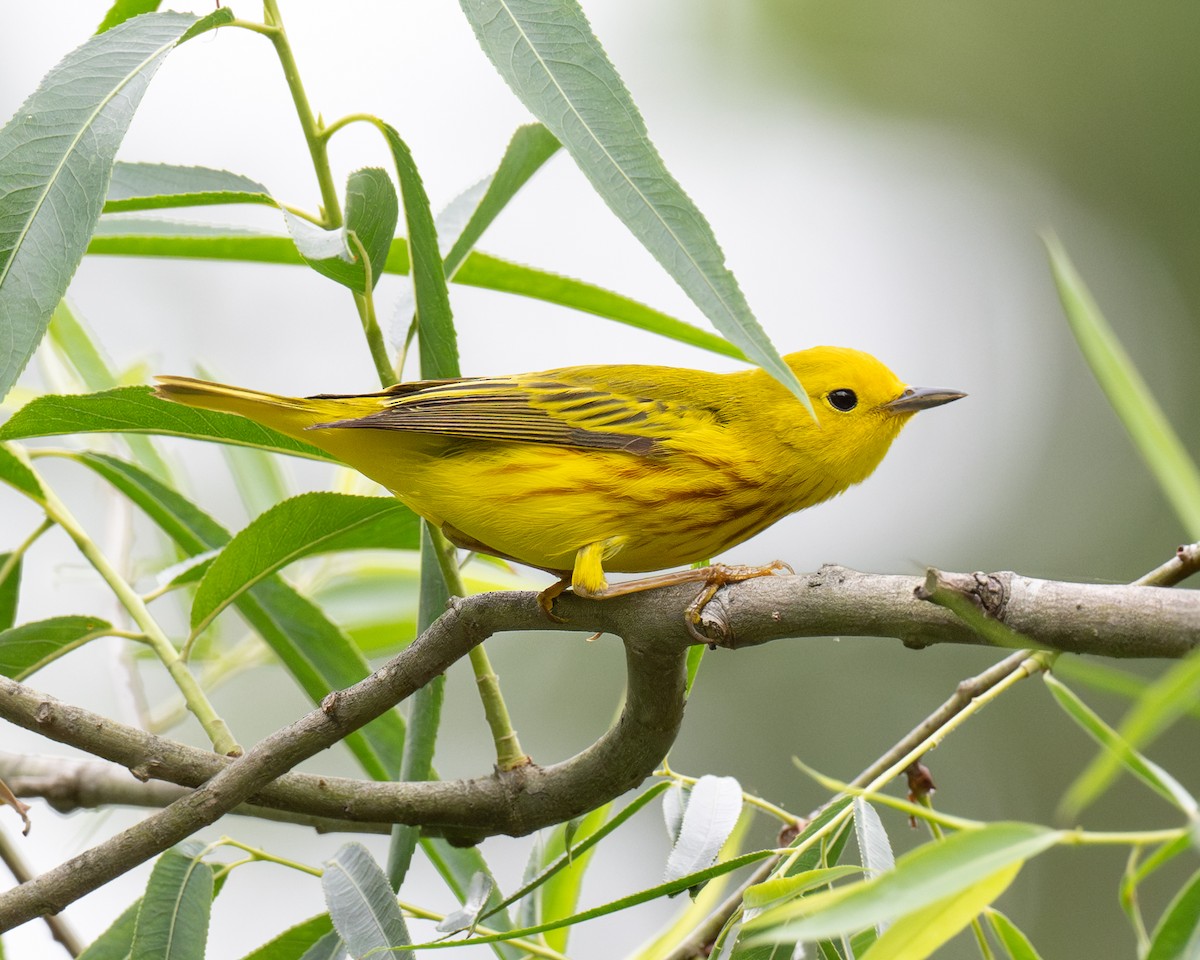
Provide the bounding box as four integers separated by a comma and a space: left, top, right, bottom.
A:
156, 346, 962, 622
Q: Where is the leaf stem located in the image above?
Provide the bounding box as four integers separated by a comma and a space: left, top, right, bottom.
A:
428, 524, 528, 769
0, 516, 55, 586
260, 0, 343, 229
27, 461, 240, 756
348, 231, 394, 387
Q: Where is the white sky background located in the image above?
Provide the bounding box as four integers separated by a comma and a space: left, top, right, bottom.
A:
0, 1, 1190, 956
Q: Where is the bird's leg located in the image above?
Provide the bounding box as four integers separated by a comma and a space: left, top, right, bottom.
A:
536, 575, 571, 623
571, 558, 794, 643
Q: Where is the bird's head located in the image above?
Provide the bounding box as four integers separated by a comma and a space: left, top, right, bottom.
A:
778, 345, 965, 489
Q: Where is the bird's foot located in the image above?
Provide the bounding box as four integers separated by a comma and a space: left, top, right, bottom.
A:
684, 560, 793, 644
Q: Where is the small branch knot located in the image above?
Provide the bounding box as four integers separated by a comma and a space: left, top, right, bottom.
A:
971, 571, 1009, 618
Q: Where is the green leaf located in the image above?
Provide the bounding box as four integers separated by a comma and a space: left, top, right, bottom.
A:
1045, 234, 1200, 538
105, 162, 273, 213
97, 2, 162, 34
391, 123, 561, 357
745, 823, 1061, 944
853, 798, 895, 881
0, 615, 114, 680
78, 900, 140, 960
456, 252, 743, 359
376, 124, 459, 379
387, 526, 449, 890
0, 554, 20, 632
421, 839, 523, 960
0, 8, 231, 401
459, 0, 808, 412
71, 452, 404, 779
858, 861, 1022, 960
131, 843, 215, 960
296, 932, 345, 960
437, 872, 495, 935
664, 775, 744, 883
47, 300, 174, 480
47, 300, 120, 392
0, 445, 43, 501
441, 123, 561, 279
0, 387, 337, 462
219, 442, 292, 520
238, 913, 335, 960
743, 868, 864, 916
540, 803, 610, 952
985, 909, 1046, 960
84, 222, 742, 359
1059, 651, 1200, 817
1045, 673, 1198, 815
1054, 657, 1200, 723
1121, 835, 1194, 926
286, 168, 397, 294
323, 843, 413, 959
189, 493, 420, 639
1146, 868, 1200, 960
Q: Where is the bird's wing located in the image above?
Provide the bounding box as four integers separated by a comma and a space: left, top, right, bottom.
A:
308, 368, 719, 455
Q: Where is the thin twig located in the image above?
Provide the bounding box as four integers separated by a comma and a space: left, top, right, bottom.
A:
0, 827, 83, 956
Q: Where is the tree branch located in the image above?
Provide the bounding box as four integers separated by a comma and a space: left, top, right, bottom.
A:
0, 565, 1195, 930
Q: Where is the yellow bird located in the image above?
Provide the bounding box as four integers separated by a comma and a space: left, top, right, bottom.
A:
156, 346, 962, 630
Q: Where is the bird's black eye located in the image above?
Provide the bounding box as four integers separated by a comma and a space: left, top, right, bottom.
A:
827, 389, 858, 412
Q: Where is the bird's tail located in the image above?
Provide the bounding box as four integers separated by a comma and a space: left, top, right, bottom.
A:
154, 375, 350, 438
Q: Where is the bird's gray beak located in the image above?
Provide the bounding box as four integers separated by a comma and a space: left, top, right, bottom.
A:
886, 386, 967, 413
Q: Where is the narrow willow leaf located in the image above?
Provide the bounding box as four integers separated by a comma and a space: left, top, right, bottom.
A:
237, 913, 335, 960
745, 823, 1061, 944
858, 861, 1022, 960
459, 0, 808, 412
1054, 657, 1200, 723
743, 868, 864, 919
0, 8, 232, 400
0, 615, 114, 680
48, 300, 120, 392
0, 445, 44, 501
490, 782, 675, 922
984, 909, 1046, 960
1121, 835, 1194, 927
0, 387, 336, 462
105, 162, 273, 213
441, 123, 561, 277
1045, 234, 1200, 538
387, 525, 448, 890
392, 123, 560, 347
540, 803, 610, 952
72, 452, 404, 779
0, 554, 20, 632
97, 2, 163, 33
437, 872, 495, 934
1046, 674, 1198, 815
296, 931, 346, 960
85, 223, 742, 358
220, 442, 292, 520
421, 840, 523, 960
48, 300, 173, 479
1146, 868, 1200, 960
189, 493, 420, 638
323, 844, 413, 959
664, 775, 744, 883
853, 799, 895, 885
377, 124, 459, 379
130, 843, 215, 960
286, 169, 398, 294
664, 781, 687, 844
78, 899, 140, 960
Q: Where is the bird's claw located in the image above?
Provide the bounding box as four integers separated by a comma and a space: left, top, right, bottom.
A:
684, 560, 792, 645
